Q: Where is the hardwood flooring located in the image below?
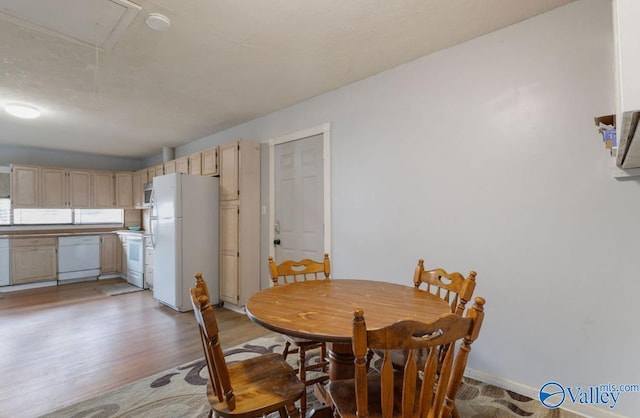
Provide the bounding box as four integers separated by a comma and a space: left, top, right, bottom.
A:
0, 278, 271, 418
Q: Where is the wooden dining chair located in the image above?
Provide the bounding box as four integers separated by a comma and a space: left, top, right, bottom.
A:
381, 259, 479, 367
190, 273, 305, 418
326, 297, 486, 418
378, 258, 479, 400
268, 254, 331, 415
413, 259, 477, 315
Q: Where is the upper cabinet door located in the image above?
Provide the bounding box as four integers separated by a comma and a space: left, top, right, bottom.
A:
163, 160, 176, 174
201, 147, 219, 176
115, 172, 134, 209
175, 156, 189, 174
93, 171, 115, 208
219, 143, 239, 201
10, 164, 40, 208
132, 169, 146, 209
41, 167, 67, 208
188, 153, 202, 175
154, 165, 164, 178
68, 170, 92, 208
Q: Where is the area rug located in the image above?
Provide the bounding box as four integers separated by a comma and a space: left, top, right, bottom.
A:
41, 335, 581, 418
97, 282, 144, 296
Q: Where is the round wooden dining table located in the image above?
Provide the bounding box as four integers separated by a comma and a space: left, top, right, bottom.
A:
245, 279, 451, 380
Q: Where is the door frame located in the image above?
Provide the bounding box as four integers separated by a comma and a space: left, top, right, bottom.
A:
268, 123, 331, 259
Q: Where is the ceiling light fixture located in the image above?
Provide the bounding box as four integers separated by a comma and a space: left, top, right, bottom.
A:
4, 103, 41, 119
145, 13, 171, 31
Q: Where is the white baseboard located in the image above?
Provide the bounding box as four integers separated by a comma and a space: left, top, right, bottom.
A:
464, 368, 630, 418
98, 273, 123, 280
222, 302, 245, 314
0, 280, 57, 292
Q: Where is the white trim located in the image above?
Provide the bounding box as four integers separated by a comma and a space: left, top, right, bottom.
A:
222, 303, 246, 314
1, 280, 57, 292
465, 368, 630, 418
268, 123, 331, 259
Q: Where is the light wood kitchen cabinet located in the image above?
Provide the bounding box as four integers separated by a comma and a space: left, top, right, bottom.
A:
144, 235, 154, 289
218, 140, 260, 307
219, 143, 239, 200
201, 147, 219, 176
10, 164, 39, 208
11, 164, 138, 209
93, 171, 115, 208
163, 160, 176, 174
10, 237, 57, 284
41, 167, 66, 208
175, 156, 189, 174
100, 234, 119, 274
115, 172, 134, 208
188, 153, 202, 175
132, 169, 147, 209
146, 165, 164, 182
118, 234, 127, 274
147, 168, 156, 182
220, 201, 239, 304
68, 170, 92, 208
41, 168, 92, 208
154, 165, 164, 178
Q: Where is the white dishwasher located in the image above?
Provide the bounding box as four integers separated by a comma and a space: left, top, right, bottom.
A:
57, 235, 100, 282
0, 238, 9, 286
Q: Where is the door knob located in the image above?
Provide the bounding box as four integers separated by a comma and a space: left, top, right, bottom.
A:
273, 239, 281, 245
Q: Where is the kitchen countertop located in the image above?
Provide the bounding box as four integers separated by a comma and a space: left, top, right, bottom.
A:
115, 230, 149, 236
0, 230, 147, 239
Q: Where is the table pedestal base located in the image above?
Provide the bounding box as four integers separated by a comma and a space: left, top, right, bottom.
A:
327, 342, 355, 380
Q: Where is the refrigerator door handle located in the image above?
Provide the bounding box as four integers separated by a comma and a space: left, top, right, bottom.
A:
149, 188, 157, 248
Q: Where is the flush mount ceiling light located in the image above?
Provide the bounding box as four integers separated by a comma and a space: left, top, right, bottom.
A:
145, 13, 171, 31
4, 103, 41, 119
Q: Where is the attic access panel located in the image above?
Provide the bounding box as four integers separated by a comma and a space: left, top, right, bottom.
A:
0, 0, 141, 51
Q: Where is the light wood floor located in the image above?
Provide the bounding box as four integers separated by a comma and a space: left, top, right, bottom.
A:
0, 278, 272, 418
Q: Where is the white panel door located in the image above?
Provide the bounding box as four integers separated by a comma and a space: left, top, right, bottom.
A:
274, 134, 324, 262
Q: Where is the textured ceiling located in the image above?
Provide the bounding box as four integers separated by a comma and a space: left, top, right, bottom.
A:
0, 0, 575, 159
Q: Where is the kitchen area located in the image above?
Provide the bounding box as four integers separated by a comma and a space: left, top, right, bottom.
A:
0, 140, 260, 314
2, 223, 150, 291
0, 148, 206, 294
0, 155, 194, 293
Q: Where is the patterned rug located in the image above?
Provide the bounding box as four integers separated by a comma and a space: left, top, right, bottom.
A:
41, 335, 581, 418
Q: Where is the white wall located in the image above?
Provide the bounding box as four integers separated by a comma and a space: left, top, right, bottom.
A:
181, 1, 640, 415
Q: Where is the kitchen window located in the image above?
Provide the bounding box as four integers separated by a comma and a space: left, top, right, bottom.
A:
0, 198, 10, 225
9, 208, 123, 225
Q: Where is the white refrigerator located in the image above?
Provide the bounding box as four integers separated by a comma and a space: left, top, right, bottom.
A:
150, 173, 219, 312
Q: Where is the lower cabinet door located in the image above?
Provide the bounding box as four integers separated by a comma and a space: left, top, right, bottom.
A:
11, 246, 57, 284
